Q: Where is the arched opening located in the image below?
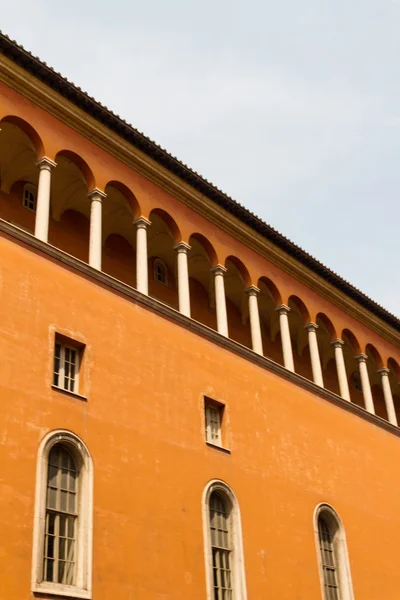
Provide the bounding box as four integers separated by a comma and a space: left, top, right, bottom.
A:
258, 277, 283, 365
102, 182, 140, 288
366, 344, 385, 419
49, 151, 94, 262
148, 209, 180, 309
0, 117, 43, 233
288, 295, 313, 380
224, 256, 252, 349
188, 233, 217, 329
342, 329, 363, 408
316, 313, 340, 395
388, 358, 400, 424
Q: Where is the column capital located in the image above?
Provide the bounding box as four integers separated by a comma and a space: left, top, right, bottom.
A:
245, 285, 260, 297
173, 241, 191, 254
331, 338, 345, 348
378, 367, 390, 377
133, 216, 151, 229
36, 157, 57, 171
355, 353, 368, 364
304, 322, 318, 332
88, 188, 107, 202
211, 264, 227, 276
275, 304, 290, 315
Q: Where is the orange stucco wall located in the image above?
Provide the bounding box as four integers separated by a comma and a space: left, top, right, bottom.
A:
2, 76, 400, 599
2, 234, 400, 599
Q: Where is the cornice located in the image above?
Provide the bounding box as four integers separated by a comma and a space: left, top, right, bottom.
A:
1, 217, 399, 440
0, 54, 399, 348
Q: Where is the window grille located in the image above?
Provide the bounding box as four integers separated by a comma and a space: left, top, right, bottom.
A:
154, 258, 168, 285
318, 516, 340, 600
53, 341, 79, 393
22, 183, 37, 211
210, 492, 233, 600
44, 445, 77, 586
205, 403, 222, 446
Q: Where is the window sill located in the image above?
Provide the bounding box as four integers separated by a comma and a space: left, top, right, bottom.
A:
32, 582, 91, 599
206, 441, 231, 454
51, 385, 87, 402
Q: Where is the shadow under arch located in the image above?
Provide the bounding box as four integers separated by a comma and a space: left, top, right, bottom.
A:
316, 313, 339, 395
149, 207, 181, 245
224, 255, 252, 349
55, 149, 95, 191
1, 115, 45, 158
189, 232, 218, 267
288, 295, 312, 380
257, 276, 283, 365
105, 180, 141, 219
187, 233, 218, 330
258, 276, 282, 307
342, 329, 363, 407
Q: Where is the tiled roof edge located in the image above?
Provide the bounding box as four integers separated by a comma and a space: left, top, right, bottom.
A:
1, 31, 399, 332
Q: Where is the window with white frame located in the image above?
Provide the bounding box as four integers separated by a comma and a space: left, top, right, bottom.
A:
203, 481, 247, 600
53, 339, 81, 394
22, 183, 37, 211
205, 400, 223, 446
153, 258, 168, 286
32, 430, 93, 599
314, 504, 354, 600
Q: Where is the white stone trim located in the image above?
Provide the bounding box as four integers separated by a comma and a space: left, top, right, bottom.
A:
31, 430, 93, 599
202, 479, 247, 600
313, 503, 354, 600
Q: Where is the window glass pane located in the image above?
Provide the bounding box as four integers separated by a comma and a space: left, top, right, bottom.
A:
210, 492, 233, 600
319, 516, 340, 600
44, 445, 77, 585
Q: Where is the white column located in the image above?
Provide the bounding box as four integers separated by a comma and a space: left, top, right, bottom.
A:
212, 265, 229, 337
245, 286, 263, 355
34, 157, 56, 242
134, 217, 150, 295
305, 322, 324, 387
378, 368, 398, 426
276, 305, 294, 372
331, 339, 351, 401
88, 189, 106, 270
356, 354, 375, 414
174, 242, 191, 317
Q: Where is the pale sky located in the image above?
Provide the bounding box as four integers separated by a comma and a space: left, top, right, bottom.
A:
2, 1, 400, 316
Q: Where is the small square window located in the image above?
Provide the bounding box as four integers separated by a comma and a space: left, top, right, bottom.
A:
53, 337, 82, 395
205, 400, 224, 447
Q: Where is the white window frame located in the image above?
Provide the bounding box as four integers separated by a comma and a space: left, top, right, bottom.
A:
313, 503, 354, 600
22, 182, 37, 211
202, 480, 247, 600
205, 402, 222, 447
53, 340, 81, 394
153, 258, 168, 286
32, 430, 93, 599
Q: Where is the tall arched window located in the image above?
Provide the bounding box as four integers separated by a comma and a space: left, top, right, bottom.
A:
203, 480, 247, 600
32, 430, 93, 599
44, 445, 78, 585
314, 504, 354, 600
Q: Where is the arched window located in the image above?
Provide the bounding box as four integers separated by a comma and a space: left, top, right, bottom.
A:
203, 480, 247, 600
154, 258, 168, 286
32, 430, 93, 599
314, 504, 354, 600
44, 445, 77, 585
22, 183, 37, 211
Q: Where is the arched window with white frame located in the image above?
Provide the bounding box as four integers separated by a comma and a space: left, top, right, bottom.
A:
314, 504, 354, 600
32, 430, 93, 599
203, 480, 247, 600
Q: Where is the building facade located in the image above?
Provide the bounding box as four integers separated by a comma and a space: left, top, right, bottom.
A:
1, 33, 400, 599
